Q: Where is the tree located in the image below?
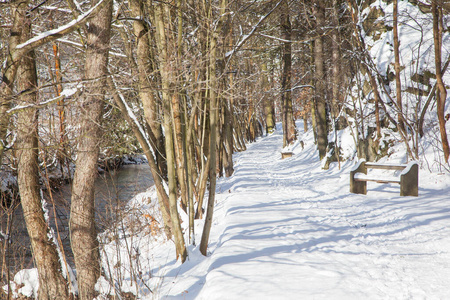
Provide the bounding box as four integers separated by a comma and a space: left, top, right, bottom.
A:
152, 1, 187, 261
432, 0, 449, 163
0, 0, 111, 163
200, 0, 227, 256
69, 0, 113, 298
262, 63, 276, 134
393, 0, 405, 133
280, 1, 296, 147
313, 0, 328, 160
15, 2, 71, 298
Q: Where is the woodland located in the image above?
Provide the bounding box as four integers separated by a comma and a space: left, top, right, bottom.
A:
0, 0, 449, 299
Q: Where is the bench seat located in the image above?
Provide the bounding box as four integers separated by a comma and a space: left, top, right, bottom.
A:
354, 173, 401, 184
350, 159, 418, 196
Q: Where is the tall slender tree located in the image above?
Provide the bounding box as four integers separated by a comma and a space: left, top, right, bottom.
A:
153, 1, 187, 262
15, 2, 71, 298
280, 1, 296, 147
313, 0, 328, 159
393, 0, 405, 133
432, 0, 449, 163
69, 0, 113, 298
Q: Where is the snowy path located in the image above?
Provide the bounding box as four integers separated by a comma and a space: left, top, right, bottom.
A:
159, 124, 450, 299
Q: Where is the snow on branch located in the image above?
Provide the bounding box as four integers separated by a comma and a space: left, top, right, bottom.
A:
225, 0, 284, 59
14, 0, 111, 56
6, 88, 80, 115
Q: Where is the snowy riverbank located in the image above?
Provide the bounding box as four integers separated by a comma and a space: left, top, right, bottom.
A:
7, 121, 450, 299
97, 121, 450, 299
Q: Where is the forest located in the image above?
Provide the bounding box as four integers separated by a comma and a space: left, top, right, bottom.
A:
1, 0, 449, 299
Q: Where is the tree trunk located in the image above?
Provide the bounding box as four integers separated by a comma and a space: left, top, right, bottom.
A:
200, 0, 227, 256
16, 9, 71, 299
280, 2, 296, 147
52, 43, 69, 178
130, 0, 167, 180
313, 1, 328, 159
164, 95, 187, 262
107, 75, 173, 237
262, 63, 275, 134
70, 0, 112, 298
331, 0, 341, 121
0, 0, 111, 163
393, 0, 405, 133
223, 98, 234, 177
0, 0, 30, 163
153, 2, 187, 262
432, 1, 450, 163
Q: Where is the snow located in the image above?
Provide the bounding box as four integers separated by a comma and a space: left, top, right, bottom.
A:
4, 121, 450, 299
15, 0, 106, 50
4, 269, 39, 298
149, 122, 450, 299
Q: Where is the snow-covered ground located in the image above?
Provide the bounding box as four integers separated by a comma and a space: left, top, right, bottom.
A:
6, 121, 450, 299
137, 122, 450, 299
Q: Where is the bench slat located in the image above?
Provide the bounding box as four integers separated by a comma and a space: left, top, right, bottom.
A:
354, 173, 401, 184
364, 163, 407, 171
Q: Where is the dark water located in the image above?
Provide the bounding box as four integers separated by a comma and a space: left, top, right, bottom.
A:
1, 163, 154, 272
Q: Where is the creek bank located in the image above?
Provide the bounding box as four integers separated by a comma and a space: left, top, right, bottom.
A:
1, 157, 153, 279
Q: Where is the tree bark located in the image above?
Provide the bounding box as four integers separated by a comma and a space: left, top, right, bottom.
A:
280, 2, 296, 147
393, 0, 405, 133
16, 6, 71, 298
432, 1, 450, 163
262, 63, 275, 134
331, 0, 341, 121
153, 2, 187, 262
107, 75, 173, 237
200, 0, 227, 256
313, 0, 328, 159
130, 0, 167, 179
69, 0, 112, 298
0, 0, 111, 162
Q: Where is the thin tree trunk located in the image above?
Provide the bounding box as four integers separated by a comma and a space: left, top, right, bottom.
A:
310, 42, 317, 142
172, 93, 189, 211
280, 2, 296, 147
331, 0, 341, 122
107, 75, 173, 237
262, 63, 275, 134
130, 0, 167, 180
393, 0, 405, 133
153, 2, 187, 262
164, 96, 187, 262
51, 43, 69, 179
223, 98, 234, 177
313, 0, 328, 159
16, 11, 71, 299
200, 0, 227, 256
70, 0, 112, 298
432, 1, 450, 162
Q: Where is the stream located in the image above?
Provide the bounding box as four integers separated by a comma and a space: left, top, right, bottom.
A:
1, 163, 154, 272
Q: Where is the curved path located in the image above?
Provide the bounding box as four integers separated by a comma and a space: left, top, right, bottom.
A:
161, 123, 450, 299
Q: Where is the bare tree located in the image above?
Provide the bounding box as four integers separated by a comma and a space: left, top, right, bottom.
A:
69, 0, 113, 298
280, 1, 296, 147
432, 0, 449, 163
393, 0, 405, 133
313, 0, 328, 159
15, 2, 71, 298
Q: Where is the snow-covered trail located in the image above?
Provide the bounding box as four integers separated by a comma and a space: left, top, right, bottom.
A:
160, 124, 450, 299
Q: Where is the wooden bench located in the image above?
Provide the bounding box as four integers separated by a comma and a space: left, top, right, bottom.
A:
350, 160, 418, 196
281, 152, 293, 159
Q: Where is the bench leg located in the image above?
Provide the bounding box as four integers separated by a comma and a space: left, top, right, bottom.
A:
400, 163, 418, 196
350, 179, 367, 194
350, 160, 367, 194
